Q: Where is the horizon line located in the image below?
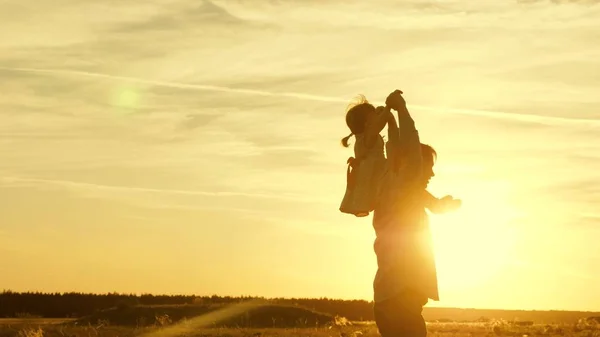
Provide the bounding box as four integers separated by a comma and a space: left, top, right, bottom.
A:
1, 290, 598, 313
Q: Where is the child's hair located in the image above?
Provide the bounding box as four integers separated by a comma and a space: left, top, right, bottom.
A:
341, 95, 376, 147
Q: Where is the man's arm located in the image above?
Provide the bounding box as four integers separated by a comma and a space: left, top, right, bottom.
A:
395, 104, 422, 182
424, 191, 441, 213
383, 90, 422, 181
424, 191, 462, 214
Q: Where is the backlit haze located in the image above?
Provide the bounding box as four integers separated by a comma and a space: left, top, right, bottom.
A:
1, 0, 599, 312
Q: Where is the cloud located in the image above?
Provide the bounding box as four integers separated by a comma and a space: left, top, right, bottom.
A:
518, 0, 600, 5
4, 66, 598, 129
0, 67, 345, 103
548, 178, 600, 194
247, 148, 321, 169
578, 213, 600, 227
0, 176, 325, 204
177, 113, 225, 130
111, 0, 250, 34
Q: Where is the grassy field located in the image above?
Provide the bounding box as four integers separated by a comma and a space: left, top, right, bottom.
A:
1, 301, 599, 337
0, 319, 75, 325
1, 318, 599, 337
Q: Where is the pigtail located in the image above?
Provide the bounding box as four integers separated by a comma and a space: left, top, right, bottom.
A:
341, 133, 353, 147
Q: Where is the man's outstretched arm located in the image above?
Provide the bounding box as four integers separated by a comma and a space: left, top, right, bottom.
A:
424, 191, 462, 214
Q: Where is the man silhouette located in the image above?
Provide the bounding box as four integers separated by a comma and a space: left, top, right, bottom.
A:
372, 90, 460, 337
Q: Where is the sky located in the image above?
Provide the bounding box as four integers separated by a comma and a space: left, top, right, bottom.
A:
1, 0, 599, 312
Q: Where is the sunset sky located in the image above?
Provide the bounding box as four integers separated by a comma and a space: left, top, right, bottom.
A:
1, 0, 599, 312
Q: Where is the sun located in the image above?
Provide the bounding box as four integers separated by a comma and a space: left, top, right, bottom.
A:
429, 181, 522, 291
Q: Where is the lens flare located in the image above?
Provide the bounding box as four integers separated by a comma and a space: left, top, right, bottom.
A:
112, 85, 141, 112
138, 300, 267, 337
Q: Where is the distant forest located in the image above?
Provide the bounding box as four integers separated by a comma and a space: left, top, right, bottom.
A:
1, 291, 598, 324
0, 291, 373, 320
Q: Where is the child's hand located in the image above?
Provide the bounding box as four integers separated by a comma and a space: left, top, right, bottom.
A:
439, 195, 462, 213
375, 105, 392, 116
385, 90, 406, 111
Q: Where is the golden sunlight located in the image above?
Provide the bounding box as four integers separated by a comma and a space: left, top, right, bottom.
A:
431, 181, 522, 291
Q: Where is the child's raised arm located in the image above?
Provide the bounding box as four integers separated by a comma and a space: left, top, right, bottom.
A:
363, 106, 392, 149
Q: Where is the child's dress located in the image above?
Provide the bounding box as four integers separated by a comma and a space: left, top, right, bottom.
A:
339, 134, 387, 217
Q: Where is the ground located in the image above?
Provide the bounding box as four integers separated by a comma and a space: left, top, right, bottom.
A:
1, 319, 599, 337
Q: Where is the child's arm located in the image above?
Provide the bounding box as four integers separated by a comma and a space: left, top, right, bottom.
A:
364, 106, 393, 148
376, 106, 401, 169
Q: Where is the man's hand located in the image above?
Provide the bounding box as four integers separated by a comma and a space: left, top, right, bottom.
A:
439, 195, 462, 213
424, 191, 461, 214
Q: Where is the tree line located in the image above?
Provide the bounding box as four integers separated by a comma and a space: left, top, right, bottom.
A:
0, 291, 374, 321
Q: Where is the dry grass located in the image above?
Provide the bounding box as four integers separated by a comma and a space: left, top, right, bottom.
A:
0, 320, 75, 326
1, 320, 599, 337
70, 302, 333, 328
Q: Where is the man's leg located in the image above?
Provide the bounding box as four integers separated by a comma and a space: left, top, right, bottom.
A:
374, 291, 428, 337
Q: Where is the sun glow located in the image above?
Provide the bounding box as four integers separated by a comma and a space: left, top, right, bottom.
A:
430, 181, 522, 291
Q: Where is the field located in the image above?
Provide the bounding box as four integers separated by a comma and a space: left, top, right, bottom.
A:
2, 311, 600, 337
1, 319, 600, 337
0, 319, 75, 325
2, 293, 599, 337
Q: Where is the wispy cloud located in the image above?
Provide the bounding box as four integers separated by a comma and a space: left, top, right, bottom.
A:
3, 66, 598, 128
579, 213, 600, 227
0, 176, 328, 204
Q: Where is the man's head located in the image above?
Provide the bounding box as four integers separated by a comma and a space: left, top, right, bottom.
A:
420, 144, 437, 188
